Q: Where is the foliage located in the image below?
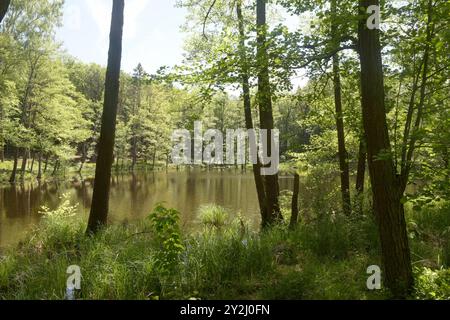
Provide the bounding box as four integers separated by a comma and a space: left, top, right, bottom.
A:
413, 267, 450, 300
148, 204, 184, 275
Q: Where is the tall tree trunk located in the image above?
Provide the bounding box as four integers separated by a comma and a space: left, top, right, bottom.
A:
332, 54, 351, 215
358, 0, 413, 297
236, 0, 268, 225
9, 146, 18, 183
289, 173, 300, 229
256, 0, 281, 226
86, 0, 125, 234
331, 0, 351, 215
37, 152, 42, 180
0, 0, 10, 24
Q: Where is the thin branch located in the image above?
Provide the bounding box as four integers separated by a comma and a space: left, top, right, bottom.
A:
202, 0, 218, 40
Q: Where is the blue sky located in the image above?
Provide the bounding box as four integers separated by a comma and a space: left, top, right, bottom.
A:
56, 0, 188, 74
56, 0, 307, 88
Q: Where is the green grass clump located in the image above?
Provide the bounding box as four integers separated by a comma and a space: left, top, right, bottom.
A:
197, 204, 230, 230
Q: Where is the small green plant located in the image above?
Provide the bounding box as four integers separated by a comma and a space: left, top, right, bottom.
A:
148, 204, 184, 275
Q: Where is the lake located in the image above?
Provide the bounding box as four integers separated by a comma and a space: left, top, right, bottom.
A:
0, 168, 294, 248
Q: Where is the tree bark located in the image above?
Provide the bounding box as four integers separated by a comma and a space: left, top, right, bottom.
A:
236, 0, 268, 225
256, 0, 282, 226
358, 0, 413, 297
0, 0, 10, 24
86, 0, 124, 234
289, 173, 300, 229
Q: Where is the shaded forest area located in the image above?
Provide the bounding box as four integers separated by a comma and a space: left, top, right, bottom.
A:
0, 0, 449, 300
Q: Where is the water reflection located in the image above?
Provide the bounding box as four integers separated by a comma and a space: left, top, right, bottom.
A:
0, 169, 294, 248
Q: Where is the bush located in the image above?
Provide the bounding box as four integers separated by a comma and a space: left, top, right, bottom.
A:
414, 267, 450, 300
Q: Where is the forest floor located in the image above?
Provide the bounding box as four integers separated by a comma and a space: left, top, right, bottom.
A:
0, 197, 448, 300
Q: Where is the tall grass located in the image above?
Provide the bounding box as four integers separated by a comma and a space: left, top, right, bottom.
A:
0, 197, 448, 300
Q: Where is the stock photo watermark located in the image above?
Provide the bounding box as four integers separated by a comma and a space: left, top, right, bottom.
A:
367, 5, 381, 30
366, 265, 381, 290
171, 121, 280, 175
66, 265, 81, 300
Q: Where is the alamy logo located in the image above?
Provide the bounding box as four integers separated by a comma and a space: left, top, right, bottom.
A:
367, 5, 381, 30
171, 121, 280, 175
366, 265, 381, 290
66, 265, 81, 300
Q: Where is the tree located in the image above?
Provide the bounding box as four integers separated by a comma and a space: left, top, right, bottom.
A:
358, 0, 413, 297
86, 0, 125, 233
236, 0, 268, 224
331, 0, 351, 215
256, 0, 282, 225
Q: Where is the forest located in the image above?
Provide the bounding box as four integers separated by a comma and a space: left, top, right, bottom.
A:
0, 0, 449, 301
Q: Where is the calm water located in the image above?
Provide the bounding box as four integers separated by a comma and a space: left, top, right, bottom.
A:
0, 169, 294, 248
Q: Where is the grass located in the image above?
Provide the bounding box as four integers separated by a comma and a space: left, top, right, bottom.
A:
0, 196, 448, 300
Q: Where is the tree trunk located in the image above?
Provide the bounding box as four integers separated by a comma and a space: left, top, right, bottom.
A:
79, 142, 86, 172
256, 0, 281, 226
52, 160, 59, 176
131, 136, 137, 171
356, 139, 366, 194
332, 54, 351, 215
43, 154, 49, 173
9, 146, 18, 183
289, 173, 300, 229
358, 0, 413, 297
0, 0, 10, 24
236, 0, 268, 225
20, 149, 28, 178
37, 152, 42, 180
29, 152, 35, 173
331, 0, 351, 216
86, 0, 124, 234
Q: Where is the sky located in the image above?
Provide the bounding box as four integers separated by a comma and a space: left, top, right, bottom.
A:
56, 0, 307, 88
56, 0, 188, 74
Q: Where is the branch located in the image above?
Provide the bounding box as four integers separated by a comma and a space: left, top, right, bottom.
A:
203, 0, 218, 40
